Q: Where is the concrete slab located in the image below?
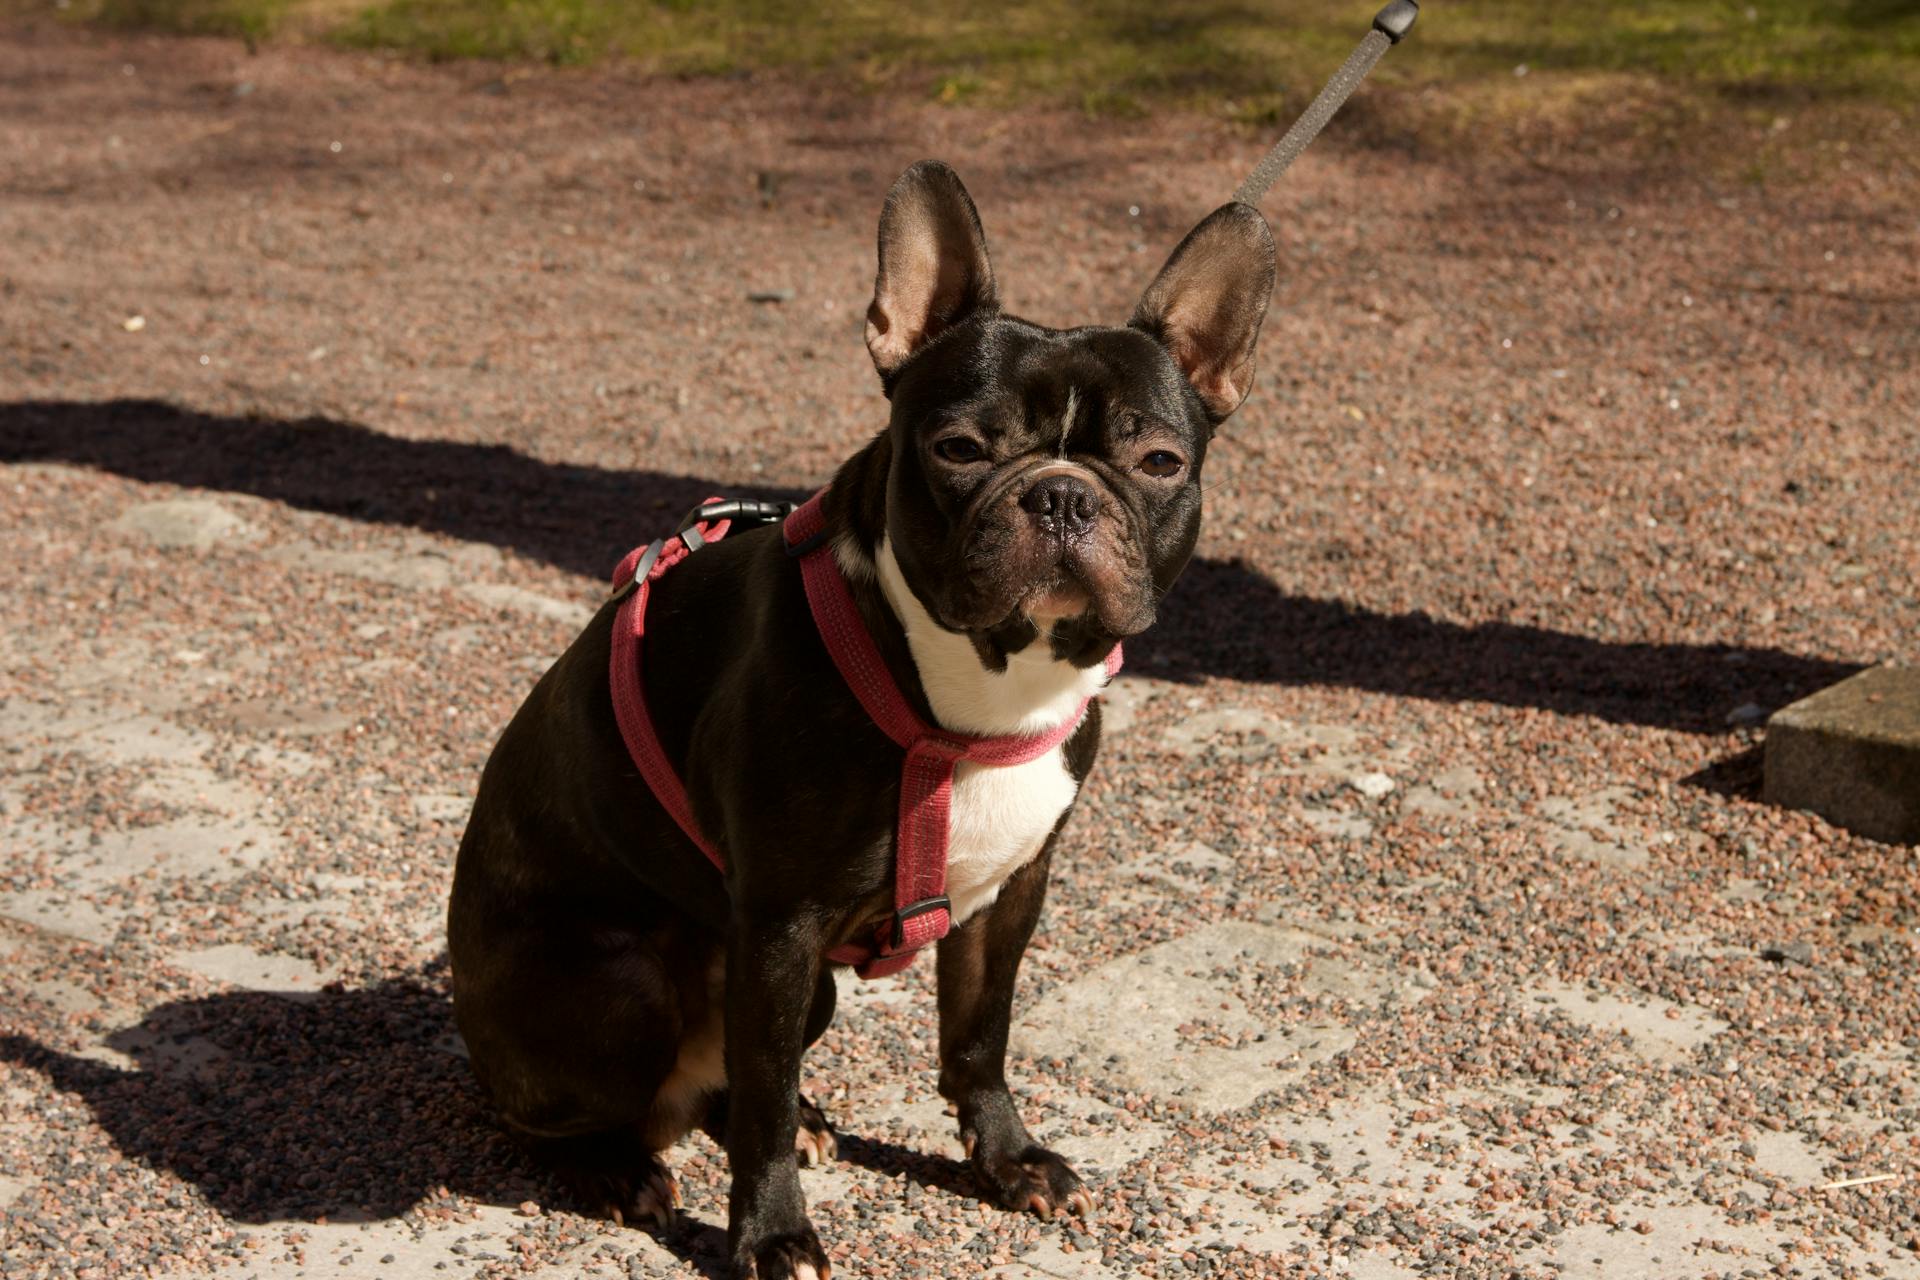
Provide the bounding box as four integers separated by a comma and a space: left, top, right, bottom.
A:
264, 541, 460, 592
216, 698, 358, 737
1528, 979, 1727, 1065
107, 498, 254, 551
462, 581, 594, 627
1093, 674, 1178, 735
1551, 1201, 1783, 1280
172, 943, 331, 994
1160, 709, 1362, 765
1012, 921, 1393, 1113
236, 1205, 612, 1280
1765, 664, 1920, 844
1, 885, 126, 945
1539, 787, 1647, 869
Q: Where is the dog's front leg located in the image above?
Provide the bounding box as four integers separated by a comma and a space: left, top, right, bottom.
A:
935, 844, 1093, 1220
725, 910, 832, 1280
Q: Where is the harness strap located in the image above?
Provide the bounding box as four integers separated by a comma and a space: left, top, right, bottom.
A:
609, 488, 1122, 980
781, 493, 1120, 973
608, 499, 733, 870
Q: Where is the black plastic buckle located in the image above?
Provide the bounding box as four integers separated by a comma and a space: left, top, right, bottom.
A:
891, 896, 951, 949
1372, 0, 1417, 43
675, 498, 796, 537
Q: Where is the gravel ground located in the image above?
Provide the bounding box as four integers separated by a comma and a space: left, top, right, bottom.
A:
3, 23, 1919, 1280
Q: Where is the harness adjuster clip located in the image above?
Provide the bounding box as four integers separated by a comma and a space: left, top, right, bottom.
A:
890, 896, 951, 949
785, 527, 830, 558
608, 537, 667, 604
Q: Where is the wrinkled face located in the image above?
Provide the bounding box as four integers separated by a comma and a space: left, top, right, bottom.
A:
884, 319, 1209, 656
862, 161, 1277, 664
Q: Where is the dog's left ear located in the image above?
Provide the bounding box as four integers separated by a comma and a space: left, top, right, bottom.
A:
1130, 202, 1277, 424
866, 160, 999, 384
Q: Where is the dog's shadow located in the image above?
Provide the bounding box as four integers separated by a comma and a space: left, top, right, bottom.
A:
0, 970, 539, 1223
834, 1132, 979, 1200
0, 969, 1015, 1278
0, 972, 749, 1270
0, 397, 1862, 737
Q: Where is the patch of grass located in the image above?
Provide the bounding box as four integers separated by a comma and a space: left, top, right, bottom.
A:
342, 0, 625, 65
359, 1, 1920, 108
21, 1, 1920, 122
51, 0, 295, 43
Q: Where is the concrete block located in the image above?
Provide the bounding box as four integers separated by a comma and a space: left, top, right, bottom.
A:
108, 498, 252, 551
1765, 665, 1920, 844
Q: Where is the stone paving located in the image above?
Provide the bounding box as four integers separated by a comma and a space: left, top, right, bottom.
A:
5, 485, 1916, 1278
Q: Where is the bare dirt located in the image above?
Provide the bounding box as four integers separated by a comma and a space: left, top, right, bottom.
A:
2, 21, 1918, 1280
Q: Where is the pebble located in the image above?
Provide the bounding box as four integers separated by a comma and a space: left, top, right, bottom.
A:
1349, 772, 1396, 799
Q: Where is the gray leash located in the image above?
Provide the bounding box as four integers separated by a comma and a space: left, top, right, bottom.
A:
1232, 0, 1419, 206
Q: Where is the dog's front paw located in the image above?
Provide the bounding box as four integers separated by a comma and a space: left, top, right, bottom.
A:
734, 1226, 832, 1280
967, 1140, 1094, 1220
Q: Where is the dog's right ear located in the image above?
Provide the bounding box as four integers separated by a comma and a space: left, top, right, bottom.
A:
866, 161, 998, 385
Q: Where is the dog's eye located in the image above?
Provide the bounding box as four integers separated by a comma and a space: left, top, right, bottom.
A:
1139, 450, 1184, 478
934, 437, 985, 464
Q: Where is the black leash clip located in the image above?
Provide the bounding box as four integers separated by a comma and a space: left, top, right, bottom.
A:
610, 498, 797, 603
675, 498, 796, 540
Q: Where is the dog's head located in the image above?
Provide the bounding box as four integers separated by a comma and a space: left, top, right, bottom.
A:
862, 160, 1276, 667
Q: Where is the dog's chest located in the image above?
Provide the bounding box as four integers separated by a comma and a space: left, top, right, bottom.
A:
943, 748, 1078, 924
866, 538, 1103, 928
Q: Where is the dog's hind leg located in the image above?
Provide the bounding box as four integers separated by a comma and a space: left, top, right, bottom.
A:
522, 1128, 682, 1228
454, 923, 725, 1227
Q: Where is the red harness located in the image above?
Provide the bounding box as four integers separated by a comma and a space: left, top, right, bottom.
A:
607, 489, 1122, 978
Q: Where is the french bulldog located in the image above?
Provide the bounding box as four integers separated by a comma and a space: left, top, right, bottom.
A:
448, 159, 1276, 1279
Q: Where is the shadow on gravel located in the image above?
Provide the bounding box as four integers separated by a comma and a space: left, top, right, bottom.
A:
834, 1131, 978, 1200
0, 970, 540, 1223
0, 397, 762, 586
0, 968, 735, 1276
1144, 557, 1861, 735
1678, 743, 1766, 800
0, 398, 1860, 734
0, 969, 1006, 1277
833, 1129, 1109, 1221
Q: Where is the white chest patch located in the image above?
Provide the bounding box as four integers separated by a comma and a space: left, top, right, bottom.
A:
942, 751, 1079, 923
870, 537, 1110, 925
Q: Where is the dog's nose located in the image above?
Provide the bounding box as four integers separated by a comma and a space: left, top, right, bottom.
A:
1020, 474, 1101, 539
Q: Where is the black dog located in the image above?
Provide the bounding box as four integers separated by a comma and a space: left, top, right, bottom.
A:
448, 161, 1275, 1279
